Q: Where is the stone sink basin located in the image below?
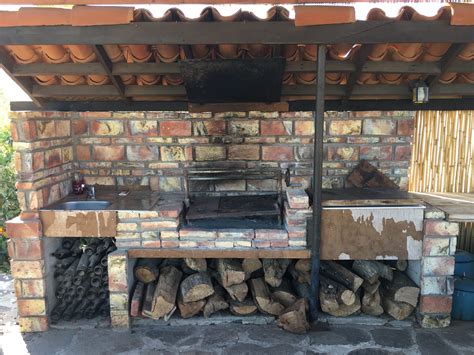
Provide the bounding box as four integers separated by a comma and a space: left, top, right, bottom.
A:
56, 200, 111, 211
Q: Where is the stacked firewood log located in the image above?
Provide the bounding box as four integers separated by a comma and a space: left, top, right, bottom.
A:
318, 260, 420, 320
50, 238, 117, 322
130, 258, 420, 333
131, 258, 311, 333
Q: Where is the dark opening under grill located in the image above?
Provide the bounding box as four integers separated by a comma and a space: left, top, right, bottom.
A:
184, 168, 285, 229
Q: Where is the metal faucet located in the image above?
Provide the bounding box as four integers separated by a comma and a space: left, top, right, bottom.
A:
83, 184, 96, 200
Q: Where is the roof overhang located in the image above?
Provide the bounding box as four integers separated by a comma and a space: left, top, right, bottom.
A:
1, 4, 474, 112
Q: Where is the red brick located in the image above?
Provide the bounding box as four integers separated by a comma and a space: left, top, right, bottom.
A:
10, 239, 43, 260
397, 119, 414, 136
76, 145, 91, 160
18, 279, 45, 298
32, 152, 44, 171
294, 121, 314, 135
93, 145, 125, 161
425, 221, 459, 236
11, 260, 45, 279
154, 203, 183, 218
194, 121, 226, 135
260, 121, 288, 136
19, 316, 48, 332
255, 229, 288, 240
271, 240, 289, 248
327, 146, 359, 161
17, 299, 46, 316
44, 148, 62, 168
228, 145, 260, 160
161, 240, 180, 248
179, 228, 217, 239
142, 240, 162, 248
91, 120, 124, 136
262, 146, 294, 161
6, 217, 42, 238
420, 295, 452, 314
252, 240, 271, 248
130, 120, 158, 136
288, 230, 306, 238
55, 120, 71, 137
360, 145, 392, 160
73, 119, 88, 135
423, 256, 455, 276
395, 145, 411, 160
217, 229, 254, 240
142, 220, 179, 230
160, 121, 191, 136
22, 121, 37, 141
197, 241, 216, 248
36, 121, 55, 139
126, 145, 159, 161
10, 122, 19, 141
423, 237, 451, 257
286, 189, 309, 209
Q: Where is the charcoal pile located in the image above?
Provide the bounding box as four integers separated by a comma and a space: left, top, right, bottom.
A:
130, 258, 419, 333
50, 237, 117, 322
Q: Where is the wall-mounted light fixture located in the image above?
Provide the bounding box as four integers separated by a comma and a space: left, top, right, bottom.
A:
412, 82, 429, 104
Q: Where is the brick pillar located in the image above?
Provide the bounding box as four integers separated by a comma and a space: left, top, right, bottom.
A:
6, 217, 48, 332
419, 207, 458, 328
108, 249, 131, 328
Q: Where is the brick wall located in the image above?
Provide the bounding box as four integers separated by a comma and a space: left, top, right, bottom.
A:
10, 112, 74, 214
69, 110, 414, 192
9, 110, 415, 209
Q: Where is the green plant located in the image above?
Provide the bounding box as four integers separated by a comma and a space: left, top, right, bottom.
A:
0, 125, 20, 272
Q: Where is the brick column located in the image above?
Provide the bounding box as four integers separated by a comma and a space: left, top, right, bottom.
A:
6, 217, 48, 332
108, 249, 131, 328
419, 207, 458, 328
6, 111, 75, 332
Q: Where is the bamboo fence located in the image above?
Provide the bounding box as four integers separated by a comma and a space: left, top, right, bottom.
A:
409, 110, 474, 252
409, 110, 473, 193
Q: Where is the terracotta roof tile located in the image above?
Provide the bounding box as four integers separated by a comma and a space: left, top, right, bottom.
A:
1, 4, 473, 101
294, 6, 355, 26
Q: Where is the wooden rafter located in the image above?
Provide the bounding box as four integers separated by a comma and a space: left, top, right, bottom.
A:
1, 21, 474, 45
92, 45, 127, 99
13, 60, 474, 78
342, 45, 374, 104
424, 43, 468, 87
0, 49, 43, 107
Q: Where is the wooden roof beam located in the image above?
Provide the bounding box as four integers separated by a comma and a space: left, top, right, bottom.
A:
342, 45, 373, 105
11, 98, 474, 112
424, 43, 468, 87
2, 21, 474, 45
29, 83, 474, 98
92, 45, 127, 99
0, 49, 43, 107
14, 60, 474, 77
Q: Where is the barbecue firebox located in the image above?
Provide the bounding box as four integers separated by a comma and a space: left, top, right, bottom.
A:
184, 167, 287, 229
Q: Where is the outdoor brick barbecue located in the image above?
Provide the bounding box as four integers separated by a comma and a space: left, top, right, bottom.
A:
2, 2, 471, 334
5, 109, 459, 332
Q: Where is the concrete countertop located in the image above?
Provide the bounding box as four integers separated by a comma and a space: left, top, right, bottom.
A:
41, 188, 164, 211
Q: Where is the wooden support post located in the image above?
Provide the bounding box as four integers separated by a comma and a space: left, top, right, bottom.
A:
309, 44, 326, 322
